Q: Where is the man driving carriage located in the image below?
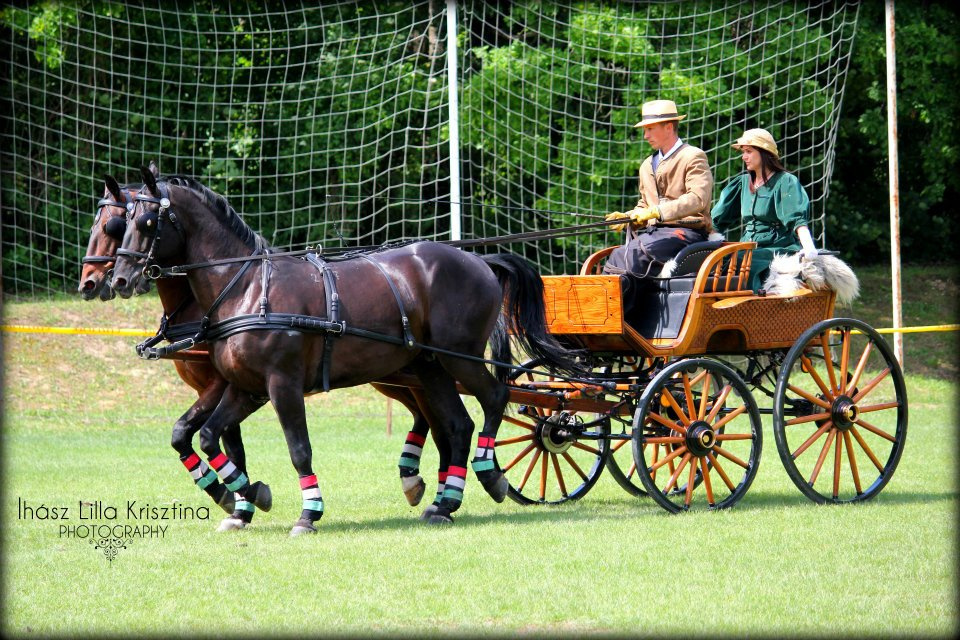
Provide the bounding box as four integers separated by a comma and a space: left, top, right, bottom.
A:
602, 99, 714, 278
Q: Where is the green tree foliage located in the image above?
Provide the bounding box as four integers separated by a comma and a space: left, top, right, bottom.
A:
828, 1, 959, 263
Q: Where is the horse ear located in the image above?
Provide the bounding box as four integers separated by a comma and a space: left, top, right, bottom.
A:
140, 165, 158, 193
104, 174, 123, 201
147, 160, 160, 178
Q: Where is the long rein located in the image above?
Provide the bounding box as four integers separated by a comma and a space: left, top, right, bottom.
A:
133, 200, 622, 388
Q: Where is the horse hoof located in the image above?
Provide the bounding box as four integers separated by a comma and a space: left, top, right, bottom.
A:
426, 512, 454, 526
249, 481, 272, 512
289, 519, 317, 537
217, 491, 236, 515
483, 473, 509, 504
402, 476, 426, 506
217, 517, 248, 532
419, 504, 439, 521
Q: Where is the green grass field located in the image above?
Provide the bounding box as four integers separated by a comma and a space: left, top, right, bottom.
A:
2, 266, 957, 637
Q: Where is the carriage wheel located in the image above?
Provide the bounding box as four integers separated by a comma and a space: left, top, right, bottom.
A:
773, 318, 907, 503
633, 358, 762, 512
601, 356, 656, 497
496, 359, 610, 505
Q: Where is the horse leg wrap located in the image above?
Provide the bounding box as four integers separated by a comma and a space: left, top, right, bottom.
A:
398, 431, 426, 478
419, 470, 446, 521
299, 474, 324, 523
208, 452, 250, 494
437, 465, 466, 513
181, 452, 233, 513
231, 495, 255, 524
471, 434, 508, 503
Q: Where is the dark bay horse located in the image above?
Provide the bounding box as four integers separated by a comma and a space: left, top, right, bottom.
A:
111, 167, 577, 534
80, 170, 447, 528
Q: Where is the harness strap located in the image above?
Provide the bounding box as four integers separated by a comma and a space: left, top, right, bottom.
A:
305, 252, 340, 392
358, 254, 416, 349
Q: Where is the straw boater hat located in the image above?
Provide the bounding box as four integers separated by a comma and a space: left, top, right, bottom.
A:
633, 99, 686, 128
732, 128, 779, 159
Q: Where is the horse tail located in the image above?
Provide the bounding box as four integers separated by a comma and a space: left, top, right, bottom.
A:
482, 253, 584, 383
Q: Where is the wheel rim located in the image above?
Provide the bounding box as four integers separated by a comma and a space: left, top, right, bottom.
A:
773, 318, 908, 503
497, 360, 610, 505
601, 355, 657, 497
633, 358, 762, 512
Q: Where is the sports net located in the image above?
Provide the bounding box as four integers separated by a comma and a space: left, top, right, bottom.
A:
1, 0, 859, 294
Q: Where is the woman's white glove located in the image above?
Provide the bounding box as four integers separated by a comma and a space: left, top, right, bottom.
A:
797, 226, 818, 261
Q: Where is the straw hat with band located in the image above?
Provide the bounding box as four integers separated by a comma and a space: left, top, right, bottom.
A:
732, 128, 779, 159
633, 99, 686, 128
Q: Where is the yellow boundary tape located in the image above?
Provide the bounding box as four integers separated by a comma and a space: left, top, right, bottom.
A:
2, 323, 958, 337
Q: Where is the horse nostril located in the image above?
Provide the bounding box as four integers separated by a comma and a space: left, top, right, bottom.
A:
81, 280, 95, 291
113, 276, 127, 290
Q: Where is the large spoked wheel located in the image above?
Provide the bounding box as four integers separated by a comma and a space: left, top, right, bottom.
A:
633, 358, 762, 512
497, 359, 611, 505
773, 318, 907, 503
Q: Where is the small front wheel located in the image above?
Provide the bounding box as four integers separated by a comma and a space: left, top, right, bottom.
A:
633, 358, 762, 512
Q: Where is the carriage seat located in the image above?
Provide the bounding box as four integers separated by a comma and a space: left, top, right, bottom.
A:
622, 241, 746, 339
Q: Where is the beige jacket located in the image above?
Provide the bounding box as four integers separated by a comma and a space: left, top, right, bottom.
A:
633, 143, 713, 233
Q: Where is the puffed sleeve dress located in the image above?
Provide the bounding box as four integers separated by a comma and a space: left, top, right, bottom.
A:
710, 171, 811, 291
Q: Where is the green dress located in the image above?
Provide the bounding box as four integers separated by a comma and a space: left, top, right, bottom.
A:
711, 172, 811, 291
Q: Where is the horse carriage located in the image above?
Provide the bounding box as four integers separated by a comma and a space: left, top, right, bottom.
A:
83, 167, 907, 533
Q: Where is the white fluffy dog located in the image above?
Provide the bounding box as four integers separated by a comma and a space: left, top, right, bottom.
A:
763, 251, 860, 304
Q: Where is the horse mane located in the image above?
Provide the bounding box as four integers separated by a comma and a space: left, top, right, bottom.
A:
163, 175, 269, 250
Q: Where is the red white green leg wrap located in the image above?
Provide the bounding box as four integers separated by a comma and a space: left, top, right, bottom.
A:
208, 452, 250, 493
398, 431, 426, 477
438, 465, 467, 512
231, 494, 255, 523
181, 452, 231, 508
299, 474, 324, 522
432, 470, 448, 506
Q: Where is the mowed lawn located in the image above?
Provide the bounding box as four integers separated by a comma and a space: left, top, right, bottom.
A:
1, 293, 956, 637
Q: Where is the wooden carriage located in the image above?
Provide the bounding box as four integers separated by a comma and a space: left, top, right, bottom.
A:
495, 241, 907, 513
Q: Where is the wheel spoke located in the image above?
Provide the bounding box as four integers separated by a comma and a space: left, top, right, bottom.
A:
846, 341, 874, 394
820, 333, 840, 393
800, 352, 834, 399
503, 414, 535, 430
648, 409, 687, 433
503, 443, 536, 473
648, 444, 687, 473
833, 430, 843, 498
698, 372, 713, 420
839, 328, 852, 394
704, 384, 733, 423
561, 451, 588, 481
850, 425, 885, 473
551, 453, 568, 497
854, 418, 897, 443
643, 436, 685, 444
539, 452, 548, 501
712, 404, 747, 430
661, 387, 692, 427
786, 411, 832, 426
497, 433, 535, 446
852, 367, 891, 403
706, 452, 735, 491
714, 433, 753, 441
843, 431, 863, 495
664, 452, 692, 493
787, 384, 832, 410
682, 373, 698, 422
611, 437, 631, 452
791, 421, 833, 459
517, 448, 542, 491
858, 401, 901, 414
684, 459, 698, 507
808, 428, 838, 486
713, 444, 749, 470
700, 457, 715, 506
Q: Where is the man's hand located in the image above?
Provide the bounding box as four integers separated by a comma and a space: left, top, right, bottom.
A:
605, 211, 632, 232
631, 206, 660, 225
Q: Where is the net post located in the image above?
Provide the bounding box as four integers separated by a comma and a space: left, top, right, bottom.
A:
445, 0, 462, 242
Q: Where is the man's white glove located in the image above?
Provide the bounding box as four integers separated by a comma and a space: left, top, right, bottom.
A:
797, 225, 818, 261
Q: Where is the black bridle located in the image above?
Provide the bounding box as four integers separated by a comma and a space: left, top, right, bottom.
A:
81, 188, 136, 265
116, 181, 186, 280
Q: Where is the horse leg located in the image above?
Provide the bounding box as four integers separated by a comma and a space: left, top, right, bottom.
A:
170, 379, 236, 514
371, 382, 429, 506
436, 355, 511, 503
410, 361, 475, 525
419, 411, 451, 521
217, 423, 268, 532
263, 375, 325, 537
196, 386, 271, 523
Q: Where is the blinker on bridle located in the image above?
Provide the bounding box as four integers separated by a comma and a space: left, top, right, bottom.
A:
116, 180, 185, 280
81, 189, 135, 265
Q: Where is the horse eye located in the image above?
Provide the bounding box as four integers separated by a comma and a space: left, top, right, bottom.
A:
104, 215, 127, 240
136, 210, 158, 234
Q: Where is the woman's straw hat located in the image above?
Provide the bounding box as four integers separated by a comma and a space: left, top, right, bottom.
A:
732, 128, 779, 158
633, 99, 686, 128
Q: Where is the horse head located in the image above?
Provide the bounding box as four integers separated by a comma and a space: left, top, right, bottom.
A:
78, 174, 143, 300
111, 163, 186, 298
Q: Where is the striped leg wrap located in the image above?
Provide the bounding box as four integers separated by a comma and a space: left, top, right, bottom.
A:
208, 453, 250, 493
398, 431, 426, 477
181, 453, 224, 496
232, 494, 255, 523
439, 465, 467, 511
471, 434, 497, 475
299, 474, 324, 521
433, 471, 448, 506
